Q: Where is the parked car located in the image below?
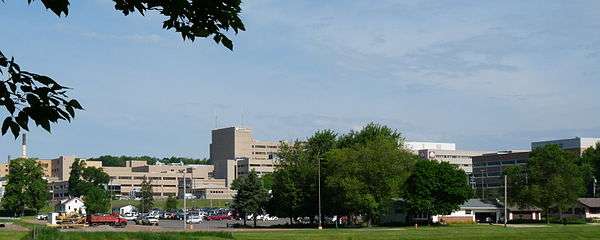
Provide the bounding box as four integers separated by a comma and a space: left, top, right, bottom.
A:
186, 215, 203, 224
261, 214, 278, 221
142, 215, 159, 226
206, 214, 232, 221
36, 214, 48, 221
160, 212, 176, 219
120, 212, 138, 221
135, 214, 146, 225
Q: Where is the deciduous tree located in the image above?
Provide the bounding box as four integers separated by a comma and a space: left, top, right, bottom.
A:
1, 158, 50, 216
1, 0, 245, 137
231, 170, 268, 227
405, 160, 472, 223
325, 123, 415, 226
84, 185, 111, 214
507, 144, 585, 223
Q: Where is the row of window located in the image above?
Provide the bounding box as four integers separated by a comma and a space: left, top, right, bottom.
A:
252, 145, 278, 149
114, 176, 183, 180
120, 184, 177, 188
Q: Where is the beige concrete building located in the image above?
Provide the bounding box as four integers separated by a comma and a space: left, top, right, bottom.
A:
184, 178, 236, 199
102, 162, 216, 199
210, 127, 282, 186
418, 149, 490, 174
0, 156, 100, 181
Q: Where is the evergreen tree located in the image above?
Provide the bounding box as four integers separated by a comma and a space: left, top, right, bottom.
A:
68, 159, 85, 197
165, 195, 178, 211
139, 178, 154, 213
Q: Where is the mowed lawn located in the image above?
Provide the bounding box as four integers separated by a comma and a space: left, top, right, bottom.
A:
235, 225, 600, 240
3, 224, 600, 240
0, 231, 28, 240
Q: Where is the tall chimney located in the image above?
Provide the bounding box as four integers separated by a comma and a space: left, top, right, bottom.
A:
21, 133, 27, 159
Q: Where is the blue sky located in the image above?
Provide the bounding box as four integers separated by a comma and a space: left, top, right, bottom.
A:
1, 0, 600, 159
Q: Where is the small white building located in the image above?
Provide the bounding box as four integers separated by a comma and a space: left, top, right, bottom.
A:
56, 197, 86, 215
438, 199, 502, 223
574, 198, 600, 219
113, 204, 137, 215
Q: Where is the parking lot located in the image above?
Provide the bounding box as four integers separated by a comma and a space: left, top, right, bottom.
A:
52, 218, 290, 232
152, 219, 289, 229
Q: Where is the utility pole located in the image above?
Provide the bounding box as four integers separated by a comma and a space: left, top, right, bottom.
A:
179, 169, 187, 231
504, 175, 507, 227
594, 177, 597, 198
317, 152, 322, 230
480, 169, 486, 199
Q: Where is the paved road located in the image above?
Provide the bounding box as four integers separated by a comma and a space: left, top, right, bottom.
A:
129, 219, 289, 230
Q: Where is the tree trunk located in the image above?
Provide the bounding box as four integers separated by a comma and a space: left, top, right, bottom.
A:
559, 207, 564, 225
253, 215, 257, 228
289, 217, 293, 225
367, 216, 372, 228
243, 213, 247, 226
546, 210, 550, 224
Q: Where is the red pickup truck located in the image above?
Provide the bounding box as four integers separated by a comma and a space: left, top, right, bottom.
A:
87, 214, 128, 227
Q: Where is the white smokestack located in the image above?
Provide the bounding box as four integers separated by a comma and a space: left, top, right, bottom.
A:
21, 133, 27, 159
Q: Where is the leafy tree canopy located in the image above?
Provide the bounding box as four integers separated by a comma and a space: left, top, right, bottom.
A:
507, 144, 586, 222
164, 195, 178, 211
405, 160, 472, 220
231, 170, 268, 227
0, 51, 82, 138
325, 124, 415, 225
84, 185, 111, 214
1, 158, 50, 216
1, 0, 245, 137
27, 0, 244, 50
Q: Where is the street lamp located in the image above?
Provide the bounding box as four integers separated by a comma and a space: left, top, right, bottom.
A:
178, 169, 187, 231
594, 177, 597, 198
317, 152, 322, 230
504, 174, 507, 227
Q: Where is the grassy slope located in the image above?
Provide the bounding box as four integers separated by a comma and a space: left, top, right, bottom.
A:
234, 225, 600, 240
111, 199, 231, 209
4, 225, 600, 240
0, 232, 27, 240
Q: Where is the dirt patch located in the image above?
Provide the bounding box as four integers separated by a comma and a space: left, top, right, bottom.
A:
0, 223, 30, 232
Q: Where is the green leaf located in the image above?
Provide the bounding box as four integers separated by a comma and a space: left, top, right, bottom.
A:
40, 119, 51, 133
221, 37, 233, 50
9, 120, 20, 138
15, 111, 29, 131
1, 117, 11, 135
68, 99, 83, 110
5, 98, 15, 114
66, 105, 75, 117
31, 74, 56, 86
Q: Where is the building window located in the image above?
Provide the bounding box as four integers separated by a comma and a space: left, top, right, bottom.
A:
465, 210, 472, 214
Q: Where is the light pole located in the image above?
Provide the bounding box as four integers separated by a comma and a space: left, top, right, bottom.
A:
594, 177, 597, 198
179, 169, 187, 231
504, 175, 507, 227
317, 152, 322, 230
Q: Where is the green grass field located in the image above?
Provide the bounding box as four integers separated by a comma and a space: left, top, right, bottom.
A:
111, 199, 231, 209
4, 224, 600, 240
